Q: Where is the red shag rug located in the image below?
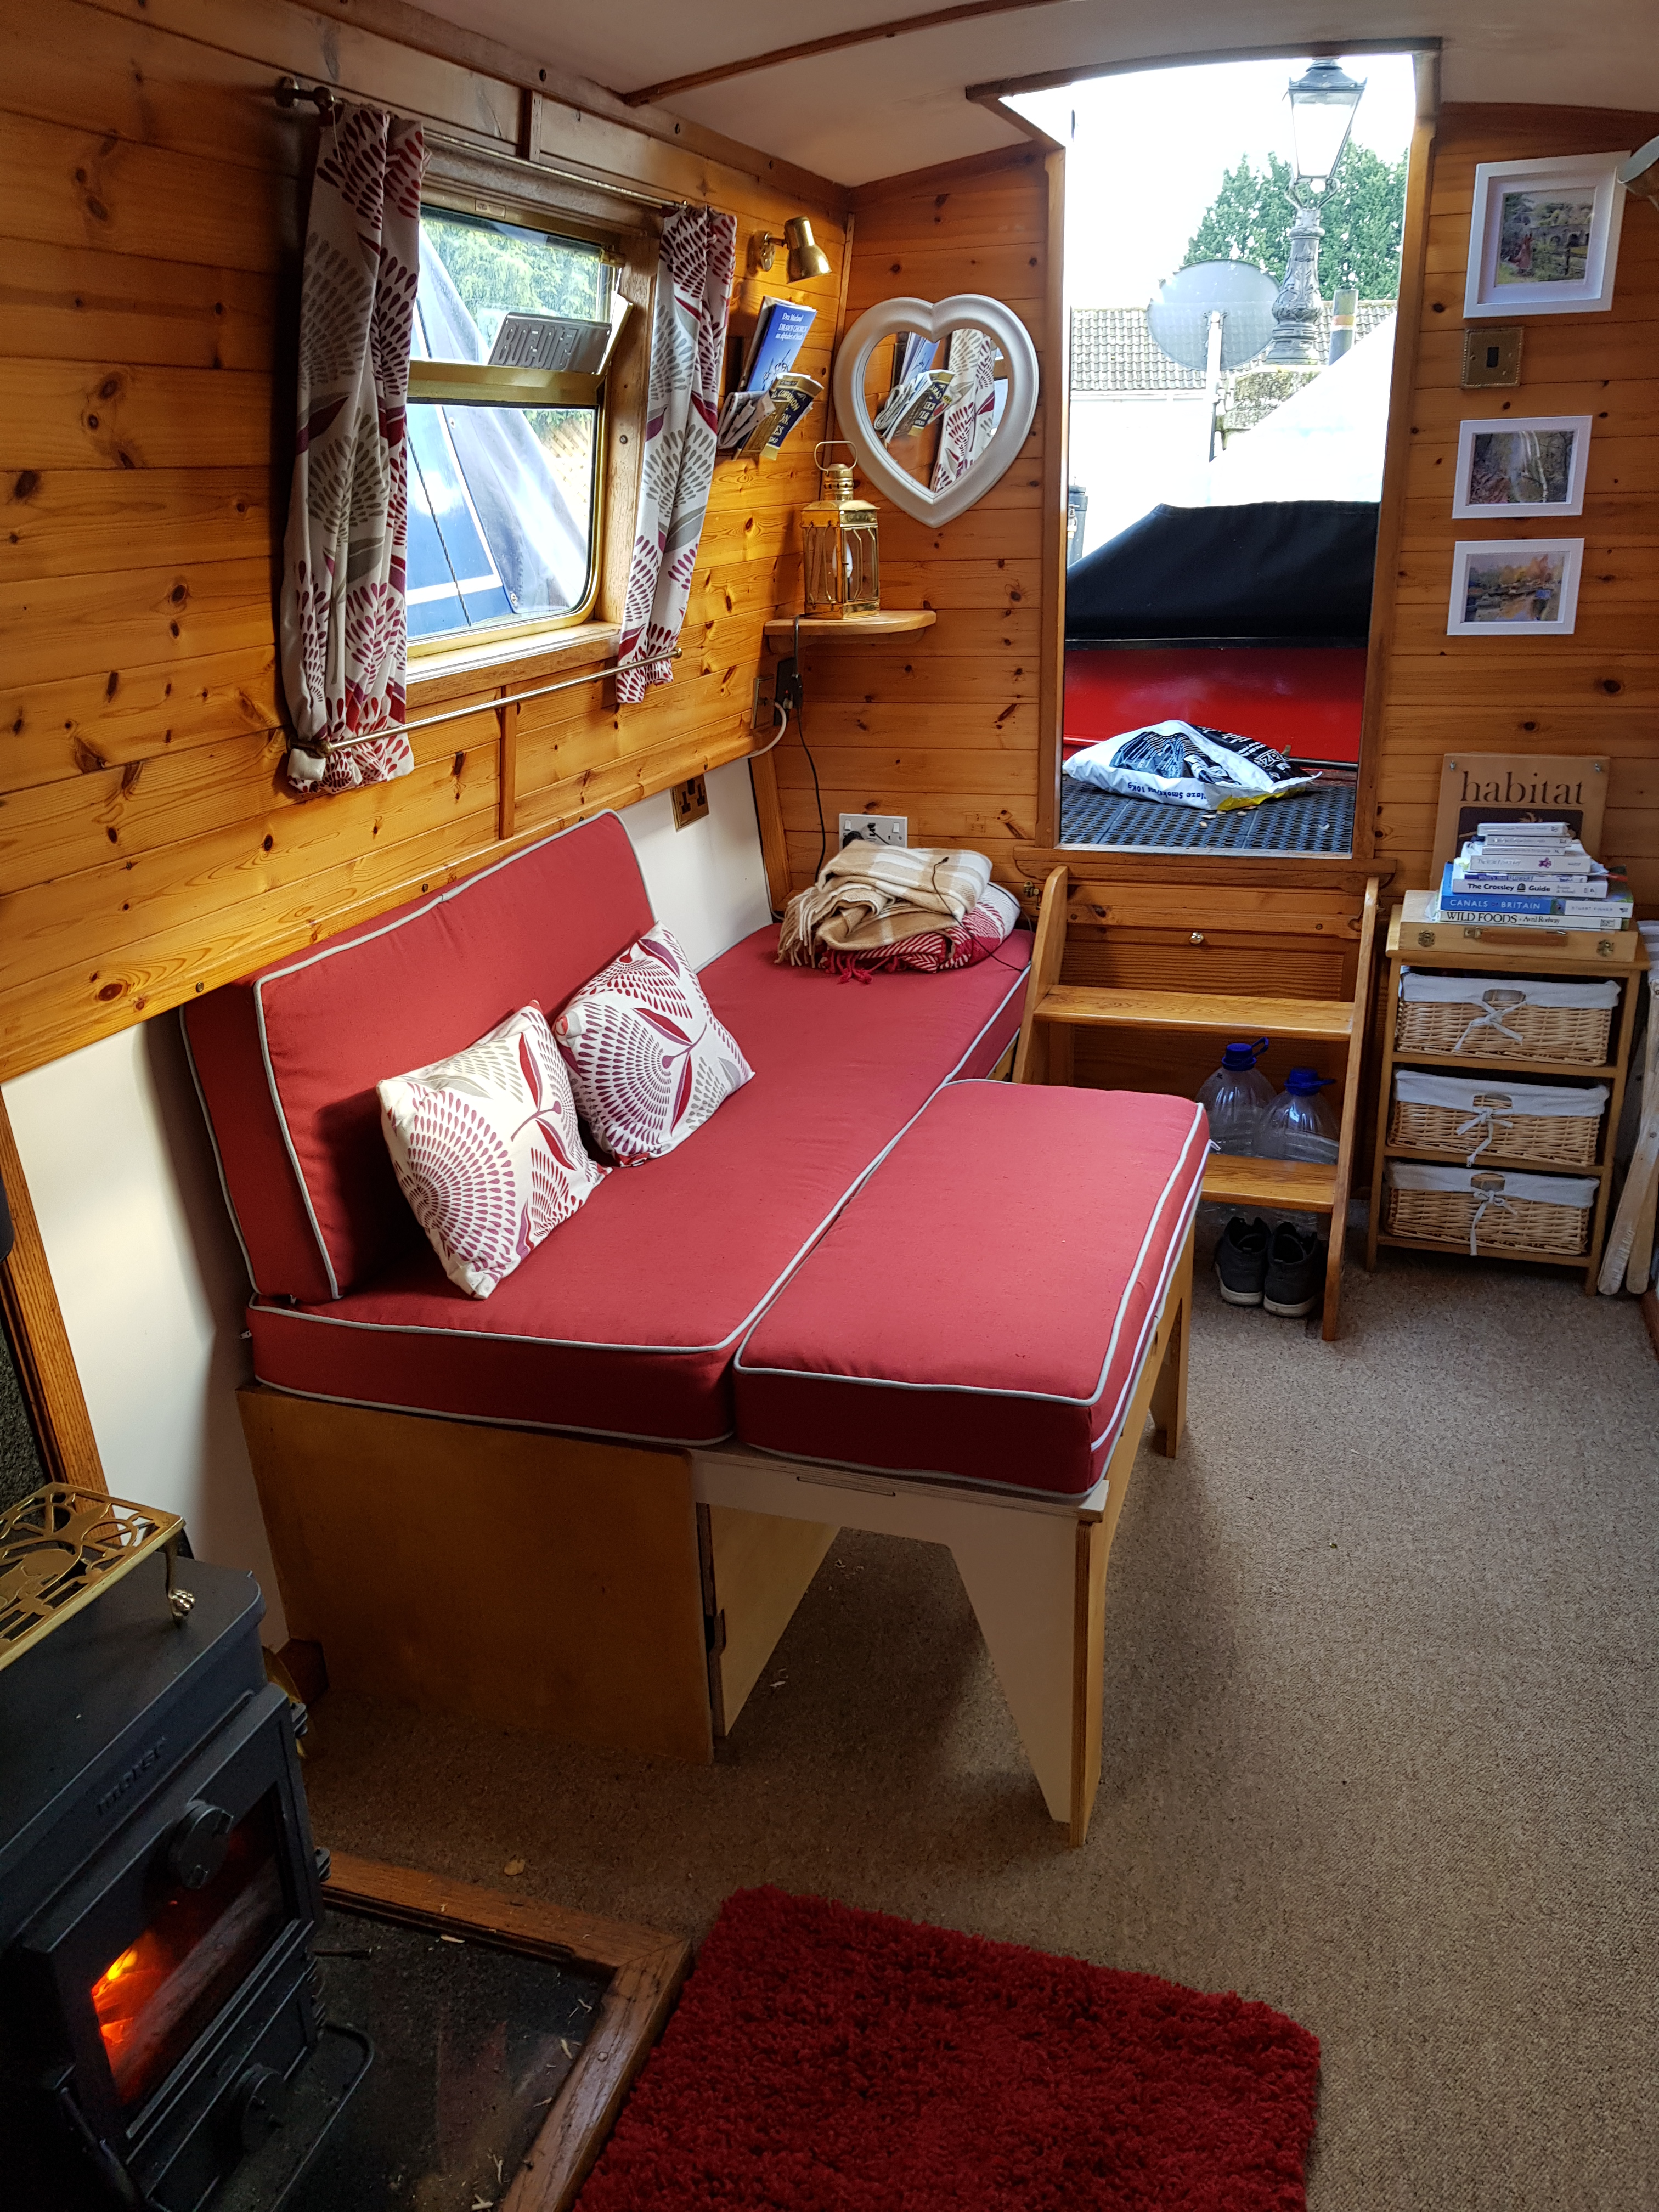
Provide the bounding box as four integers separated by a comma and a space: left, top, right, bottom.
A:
578, 1887, 1320, 2210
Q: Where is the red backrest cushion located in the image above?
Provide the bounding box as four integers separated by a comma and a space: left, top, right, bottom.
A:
184, 814, 654, 1301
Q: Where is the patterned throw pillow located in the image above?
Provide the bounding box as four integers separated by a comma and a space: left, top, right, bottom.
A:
378, 1004, 606, 1298
553, 926, 754, 1165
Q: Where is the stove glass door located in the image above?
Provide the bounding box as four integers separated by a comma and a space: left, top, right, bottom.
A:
89, 1792, 286, 2109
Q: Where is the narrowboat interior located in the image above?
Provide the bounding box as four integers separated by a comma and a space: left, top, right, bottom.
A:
1, 2, 1655, 2206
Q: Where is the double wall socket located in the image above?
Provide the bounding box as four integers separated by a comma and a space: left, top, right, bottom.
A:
839, 815, 907, 849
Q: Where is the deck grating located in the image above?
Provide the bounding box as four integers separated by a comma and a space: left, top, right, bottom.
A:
1059, 779, 1357, 855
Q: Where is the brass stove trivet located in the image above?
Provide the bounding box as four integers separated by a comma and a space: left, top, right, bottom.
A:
0, 1483, 191, 1670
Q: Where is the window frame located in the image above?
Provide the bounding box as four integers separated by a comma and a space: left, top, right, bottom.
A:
405, 147, 656, 685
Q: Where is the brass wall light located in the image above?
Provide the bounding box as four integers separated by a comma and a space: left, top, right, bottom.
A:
749, 217, 832, 281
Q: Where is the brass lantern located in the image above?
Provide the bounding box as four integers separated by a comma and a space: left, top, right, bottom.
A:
800, 442, 879, 617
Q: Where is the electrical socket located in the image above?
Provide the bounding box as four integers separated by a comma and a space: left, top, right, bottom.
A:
751, 674, 774, 732
671, 775, 709, 831
839, 814, 907, 849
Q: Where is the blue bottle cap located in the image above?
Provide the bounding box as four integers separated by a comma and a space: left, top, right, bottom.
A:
1285, 1066, 1333, 1092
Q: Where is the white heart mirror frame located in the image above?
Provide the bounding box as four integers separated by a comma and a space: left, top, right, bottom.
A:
830, 294, 1041, 527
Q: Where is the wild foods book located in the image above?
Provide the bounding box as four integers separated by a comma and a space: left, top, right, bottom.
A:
742, 299, 816, 392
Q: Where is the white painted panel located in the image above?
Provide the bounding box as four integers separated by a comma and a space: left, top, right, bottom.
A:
2, 765, 771, 1649
618, 755, 772, 964
2, 1019, 288, 1644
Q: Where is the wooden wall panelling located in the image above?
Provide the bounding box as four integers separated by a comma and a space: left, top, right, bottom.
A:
1368, 103, 1659, 908
0, 1092, 106, 1493
768, 145, 1053, 896
0, 0, 845, 1083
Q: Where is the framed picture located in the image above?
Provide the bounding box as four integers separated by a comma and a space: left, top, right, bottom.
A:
1447, 538, 1584, 637
1451, 415, 1592, 518
1464, 151, 1627, 317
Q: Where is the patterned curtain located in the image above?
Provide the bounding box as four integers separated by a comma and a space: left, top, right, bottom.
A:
280, 104, 427, 795
931, 328, 998, 494
616, 206, 737, 704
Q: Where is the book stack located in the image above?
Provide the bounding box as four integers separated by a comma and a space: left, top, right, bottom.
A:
1432, 821, 1634, 928
715, 299, 822, 458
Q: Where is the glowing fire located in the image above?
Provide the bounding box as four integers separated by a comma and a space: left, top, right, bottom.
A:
91, 1932, 172, 2080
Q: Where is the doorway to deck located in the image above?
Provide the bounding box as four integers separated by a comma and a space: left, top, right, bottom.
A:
1008, 50, 1426, 859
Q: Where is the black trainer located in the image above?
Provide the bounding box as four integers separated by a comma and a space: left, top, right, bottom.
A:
1263, 1223, 1325, 1318
1214, 1215, 1270, 1305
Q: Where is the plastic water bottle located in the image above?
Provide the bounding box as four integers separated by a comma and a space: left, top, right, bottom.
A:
1256, 1068, 1340, 1165
1196, 1039, 1274, 1156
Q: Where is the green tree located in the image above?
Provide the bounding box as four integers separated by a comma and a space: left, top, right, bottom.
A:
1182, 145, 1408, 298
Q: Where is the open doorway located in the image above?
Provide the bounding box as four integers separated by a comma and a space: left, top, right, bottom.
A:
1008, 50, 1426, 858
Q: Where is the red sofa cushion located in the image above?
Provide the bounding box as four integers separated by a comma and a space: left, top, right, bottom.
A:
184, 814, 654, 1304
245, 928, 1031, 1446
734, 1081, 1205, 1497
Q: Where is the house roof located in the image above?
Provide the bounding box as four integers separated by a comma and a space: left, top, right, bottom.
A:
1070, 301, 1397, 394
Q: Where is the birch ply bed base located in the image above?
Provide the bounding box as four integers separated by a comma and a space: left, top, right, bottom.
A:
698, 1222, 1193, 1847
237, 1227, 1190, 1849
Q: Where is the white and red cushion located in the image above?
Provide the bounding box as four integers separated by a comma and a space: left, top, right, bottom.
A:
554, 926, 753, 1164
378, 1005, 606, 1298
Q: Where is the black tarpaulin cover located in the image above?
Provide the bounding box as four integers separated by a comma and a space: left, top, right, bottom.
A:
1065, 500, 1379, 645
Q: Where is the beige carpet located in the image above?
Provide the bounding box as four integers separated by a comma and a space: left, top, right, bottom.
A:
304, 1230, 1659, 2210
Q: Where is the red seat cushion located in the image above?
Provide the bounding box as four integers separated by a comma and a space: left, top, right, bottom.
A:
184, 814, 656, 1305
734, 1082, 1205, 1498
246, 928, 1031, 1446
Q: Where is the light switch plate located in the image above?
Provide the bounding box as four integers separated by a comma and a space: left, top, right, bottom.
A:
671, 775, 709, 831
1462, 325, 1523, 387
839, 814, 907, 849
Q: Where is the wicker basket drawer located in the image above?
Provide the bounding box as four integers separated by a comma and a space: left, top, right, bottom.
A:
1396, 970, 1618, 1063
1388, 1070, 1607, 1169
1384, 1163, 1597, 1256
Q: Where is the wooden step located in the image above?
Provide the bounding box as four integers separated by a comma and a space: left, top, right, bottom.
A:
1035, 986, 1353, 1042
1201, 1154, 1338, 1213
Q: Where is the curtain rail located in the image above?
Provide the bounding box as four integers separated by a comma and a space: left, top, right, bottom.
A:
272, 80, 698, 211
403, 648, 682, 736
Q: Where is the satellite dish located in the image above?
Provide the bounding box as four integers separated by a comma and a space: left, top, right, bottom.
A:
1147, 260, 1279, 374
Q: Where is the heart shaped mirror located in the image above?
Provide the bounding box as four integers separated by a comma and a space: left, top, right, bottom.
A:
831, 294, 1040, 526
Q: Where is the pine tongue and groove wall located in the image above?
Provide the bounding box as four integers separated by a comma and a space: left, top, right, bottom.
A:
0, 0, 848, 1085
762, 145, 1059, 898
1374, 103, 1659, 903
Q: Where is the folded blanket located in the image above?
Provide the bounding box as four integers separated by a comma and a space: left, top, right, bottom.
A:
777, 845, 993, 966
820, 884, 1022, 978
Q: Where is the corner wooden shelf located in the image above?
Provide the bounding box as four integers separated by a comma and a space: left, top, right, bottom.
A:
763, 610, 936, 647
1365, 900, 1648, 1291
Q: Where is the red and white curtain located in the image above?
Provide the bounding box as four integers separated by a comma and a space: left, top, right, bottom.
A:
280, 103, 427, 794
931, 328, 997, 495
616, 206, 737, 704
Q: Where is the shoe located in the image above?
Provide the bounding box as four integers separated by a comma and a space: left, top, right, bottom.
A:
1214, 1215, 1269, 1305
1263, 1223, 1325, 1317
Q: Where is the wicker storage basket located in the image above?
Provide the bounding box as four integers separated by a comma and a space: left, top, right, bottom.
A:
1384, 1163, 1597, 1256
1395, 969, 1618, 1064
1388, 1070, 1607, 1169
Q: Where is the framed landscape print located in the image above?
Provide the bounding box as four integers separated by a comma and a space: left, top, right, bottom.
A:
1464, 151, 1627, 317
1446, 539, 1584, 637
1451, 415, 1593, 518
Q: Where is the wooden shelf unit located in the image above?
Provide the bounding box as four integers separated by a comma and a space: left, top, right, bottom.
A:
1014, 869, 1380, 1342
1365, 904, 1649, 1291
763, 609, 937, 647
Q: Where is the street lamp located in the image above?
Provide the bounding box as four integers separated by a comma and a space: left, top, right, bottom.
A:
1262, 59, 1366, 368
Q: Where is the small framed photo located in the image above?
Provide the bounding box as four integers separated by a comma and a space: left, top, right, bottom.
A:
1447, 539, 1583, 637
1464, 151, 1627, 317
1451, 415, 1592, 518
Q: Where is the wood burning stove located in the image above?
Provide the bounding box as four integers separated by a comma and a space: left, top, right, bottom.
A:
1, 1494, 356, 2211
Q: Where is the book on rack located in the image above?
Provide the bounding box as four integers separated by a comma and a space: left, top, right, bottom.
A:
741, 299, 816, 392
